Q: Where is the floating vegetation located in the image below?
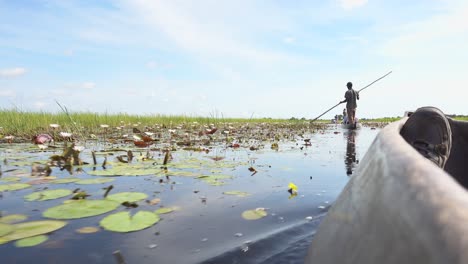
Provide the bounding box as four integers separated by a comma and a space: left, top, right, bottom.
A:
154, 207, 174, 215
106, 192, 148, 203
0, 220, 66, 245
0, 223, 14, 237
75, 178, 114, 185
14, 235, 48, 247
100, 211, 160, 233
0, 183, 31, 192
0, 177, 21, 182
223, 191, 251, 197
241, 208, 268, 220
76, 226, 100, 234
24, 189, 73, 201
0, 214, 28, 224
43, 200, 120, 219
197, 174, 233, 186
50, 178, 80, 184
87, 164, 163, 177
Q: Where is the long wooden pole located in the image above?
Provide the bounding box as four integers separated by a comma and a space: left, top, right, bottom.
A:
310, 71, 393, 123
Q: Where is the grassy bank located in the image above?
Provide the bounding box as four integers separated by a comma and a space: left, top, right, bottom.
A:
0, 109, 318, 138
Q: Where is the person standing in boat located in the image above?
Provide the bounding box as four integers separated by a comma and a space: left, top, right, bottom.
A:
340, 82, 359, 126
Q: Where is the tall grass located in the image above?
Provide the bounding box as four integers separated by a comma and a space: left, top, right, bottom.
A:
0, 109, 313, 138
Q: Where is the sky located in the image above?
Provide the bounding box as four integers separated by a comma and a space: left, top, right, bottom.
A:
0, 0, 467, 119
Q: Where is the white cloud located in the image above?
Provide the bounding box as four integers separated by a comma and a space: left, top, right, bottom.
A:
0, 67, 27, 78
82, 82, 96, 89
340, 0, 368, 10
0, 90, 16, 97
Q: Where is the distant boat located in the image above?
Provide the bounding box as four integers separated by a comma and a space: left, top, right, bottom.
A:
305, 118, 468, 264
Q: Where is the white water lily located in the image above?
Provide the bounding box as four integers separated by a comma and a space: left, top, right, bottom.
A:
100, 124, 109, 128
49, 124, 60, 128
73, 145, 85, 152
168, 129, 176, 133
4, 135, 14, 139
59, 132, 72, 138
38, 144, 48, 150
144, 132, 154, 136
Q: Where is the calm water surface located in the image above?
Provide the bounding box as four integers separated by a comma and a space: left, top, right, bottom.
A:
0, 125, 379, 264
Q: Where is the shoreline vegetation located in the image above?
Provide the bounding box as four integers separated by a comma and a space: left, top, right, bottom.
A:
0, 109, 466, 140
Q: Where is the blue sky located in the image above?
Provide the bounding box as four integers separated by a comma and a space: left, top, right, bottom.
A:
1, 0, 467, 119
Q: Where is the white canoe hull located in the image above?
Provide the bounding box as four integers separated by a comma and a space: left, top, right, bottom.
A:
306, 118, 468, 264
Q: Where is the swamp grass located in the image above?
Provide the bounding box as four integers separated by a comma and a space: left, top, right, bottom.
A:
0, 109, 326, 139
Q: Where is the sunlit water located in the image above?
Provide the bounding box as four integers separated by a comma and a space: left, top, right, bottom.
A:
0, 125, 379, 264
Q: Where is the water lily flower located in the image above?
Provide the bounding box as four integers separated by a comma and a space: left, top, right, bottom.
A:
144, 132, 154, 136
168, 129, 176, 133
59, 132, 72, 138
288, 182, 298, 194
37, 144, 48, 150
73, 145, 85, 152
5, 135, 15, 141
100, 124, 109, 128
49, 124, 60, 128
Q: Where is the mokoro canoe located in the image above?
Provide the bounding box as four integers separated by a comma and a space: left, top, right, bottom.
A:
306, 117, 468, 264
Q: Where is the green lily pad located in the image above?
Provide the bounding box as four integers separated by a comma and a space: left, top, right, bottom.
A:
14, 235, 48, 247
87, 164, 163, 177
223, 191, 251, 197
76, 178, 114, 185
25, 189, 72, 201
164, 170, 201, 177
197, 174, 232, 186
0, 220, 66, 245
0, 223, 14, 237
154, 207, 174, 214
0, 214, 28, 224
242, 208, 268, 220
43, 200, 120, 219
0, 183, 31, 192
106, 192, 148, 203
50, 178, 80, 184
100, 211, 160, 233
0, 177, 21, 182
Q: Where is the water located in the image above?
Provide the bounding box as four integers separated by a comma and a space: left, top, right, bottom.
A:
0, 125, 379, 264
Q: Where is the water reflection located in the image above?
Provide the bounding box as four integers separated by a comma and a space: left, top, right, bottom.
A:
344, 130, 359, 176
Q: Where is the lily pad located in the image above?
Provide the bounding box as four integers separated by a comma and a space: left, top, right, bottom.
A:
14, 235, 48, 247
223, 191, 251, 197
43, 200, 120, 219
76, 178, 114, 185
0, 223, 14, 237
76, 226, 100, 234
154, 207, 174, 214
100, 211, 160, 233
25, 189, 72, 201
0, 183, 31, 192
0, 220, 66, 245
242, 208, 268, 220
197, 174, 232, 186
87, 164, 163, 177
50, 178, 80, 184
0, 214, 28, 224
0, 177, 21, 182
106, 192, 148, 203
